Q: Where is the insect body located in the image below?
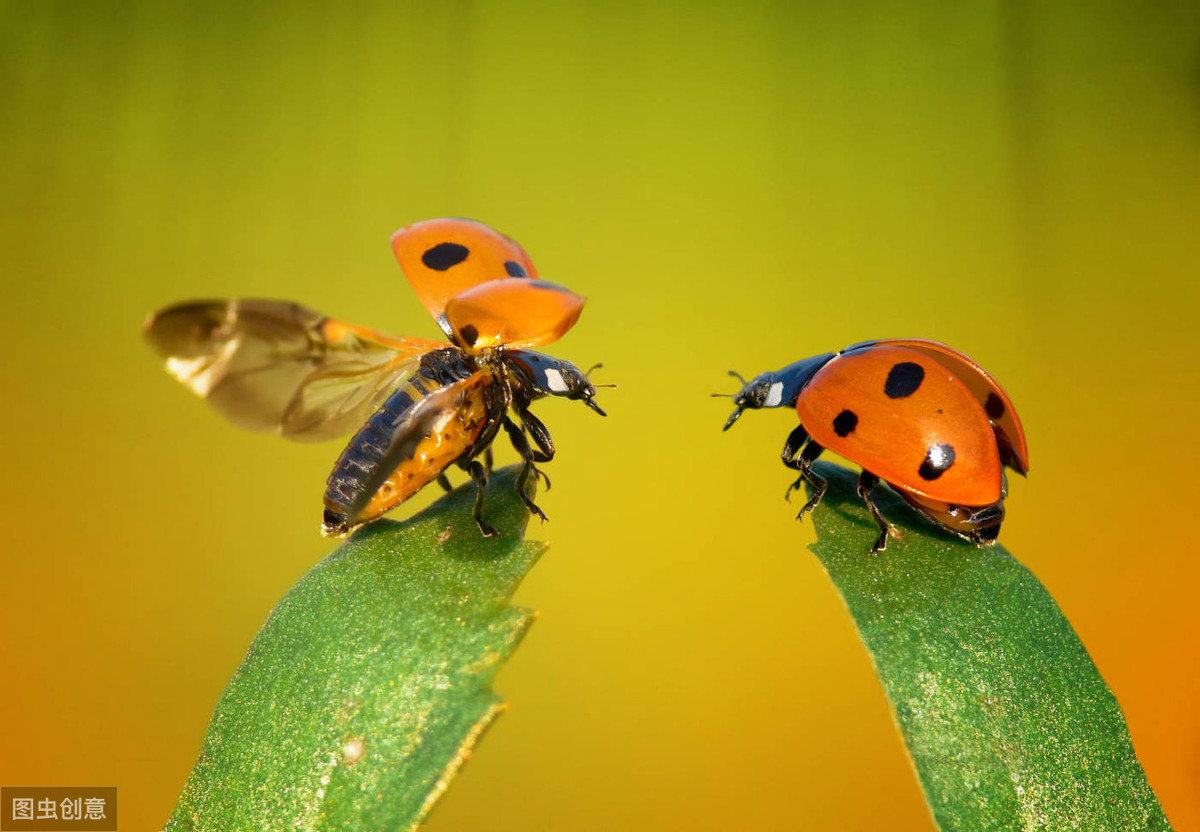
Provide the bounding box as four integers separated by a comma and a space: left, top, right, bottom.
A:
721, 340, 1028, 553
145, 218, 606, 538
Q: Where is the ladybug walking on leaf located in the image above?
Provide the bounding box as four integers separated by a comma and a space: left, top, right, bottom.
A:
720, 340, 1028, 554
145, 218, 607, 538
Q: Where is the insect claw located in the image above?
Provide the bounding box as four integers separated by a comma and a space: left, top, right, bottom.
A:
522, 495, 549, 522
794, 486, 824, 522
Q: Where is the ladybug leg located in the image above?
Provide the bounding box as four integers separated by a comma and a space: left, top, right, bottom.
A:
518, 408, 555, 490
483, 445, 495, 474
969, 523, 1002, 545
856, 471, 893, 555
502, 417, 549, 522
465, 459, 498, 537
436, 473, 453, 492
786, 442, 827, 521
780, 424, 810, 502
965, 503, 1004, 545
519, 408, 556, 462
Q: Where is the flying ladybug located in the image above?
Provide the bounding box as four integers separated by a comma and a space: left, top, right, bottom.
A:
144, 218, 607, 538
719, 340, 1028, 553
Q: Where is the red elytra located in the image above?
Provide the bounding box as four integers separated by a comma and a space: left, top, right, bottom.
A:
145, 218, 606, 539
721, 339, 1028, 553
391, 217, 540, 338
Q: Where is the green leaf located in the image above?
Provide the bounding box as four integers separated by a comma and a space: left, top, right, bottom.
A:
165, 465, 543, 832
806, 462, 1172, 831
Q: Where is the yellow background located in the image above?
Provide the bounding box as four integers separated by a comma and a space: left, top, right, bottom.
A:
2, 2, 1198, 829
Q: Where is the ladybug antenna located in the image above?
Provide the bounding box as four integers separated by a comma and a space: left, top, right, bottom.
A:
713, 368, 746, 399
585, 363, 617, 389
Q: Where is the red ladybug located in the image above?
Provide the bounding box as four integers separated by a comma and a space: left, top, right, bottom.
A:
720, 339, 1028, 553
145, 219, 607, 538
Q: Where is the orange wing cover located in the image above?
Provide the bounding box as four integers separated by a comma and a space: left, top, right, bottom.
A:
798, 346, 1003, 505
444, 278, 585, 352
391, 218, 540, 334
870, 338, 1029, 475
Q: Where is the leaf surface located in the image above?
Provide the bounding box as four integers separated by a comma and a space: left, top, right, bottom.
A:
807, 462, 1171, 831
166, 466, 542, 831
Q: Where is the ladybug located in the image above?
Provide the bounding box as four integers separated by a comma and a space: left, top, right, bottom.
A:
720, 339, 1028, 553
145, 218, 607, 538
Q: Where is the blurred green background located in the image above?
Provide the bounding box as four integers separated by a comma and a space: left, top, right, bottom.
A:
2, 1, 1198, 829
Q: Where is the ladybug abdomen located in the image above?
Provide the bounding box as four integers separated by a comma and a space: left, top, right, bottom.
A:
797, 345, 1002, 505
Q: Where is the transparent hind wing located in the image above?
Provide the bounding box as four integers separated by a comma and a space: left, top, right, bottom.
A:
144, 298, 445, 442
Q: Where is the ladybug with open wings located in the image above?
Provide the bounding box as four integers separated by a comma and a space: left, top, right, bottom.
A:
720, 340, 1028, 553
145, 218, 606, 538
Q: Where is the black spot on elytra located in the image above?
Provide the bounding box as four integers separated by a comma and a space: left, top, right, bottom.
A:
918, 443, 956, 480
422, 242, 470, 271
504, 260, 528, 277
832, 409, 858, 437
884, 361, 925, 399
985, 392, 1005, 419
459, 324, 479, 346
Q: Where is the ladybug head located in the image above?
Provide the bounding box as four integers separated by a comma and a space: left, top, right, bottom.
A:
505, 350, 610, 416
717, 353, 838, 431
550, 361, 609, 416
718, 370, 775, 431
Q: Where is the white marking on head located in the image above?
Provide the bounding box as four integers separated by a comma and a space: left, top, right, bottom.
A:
765, 381, 784, 407
544, 368, 569, 393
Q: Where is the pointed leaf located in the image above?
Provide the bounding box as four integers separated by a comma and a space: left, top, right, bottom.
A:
807, 462, 1171, 831
166, 466, 542, 831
